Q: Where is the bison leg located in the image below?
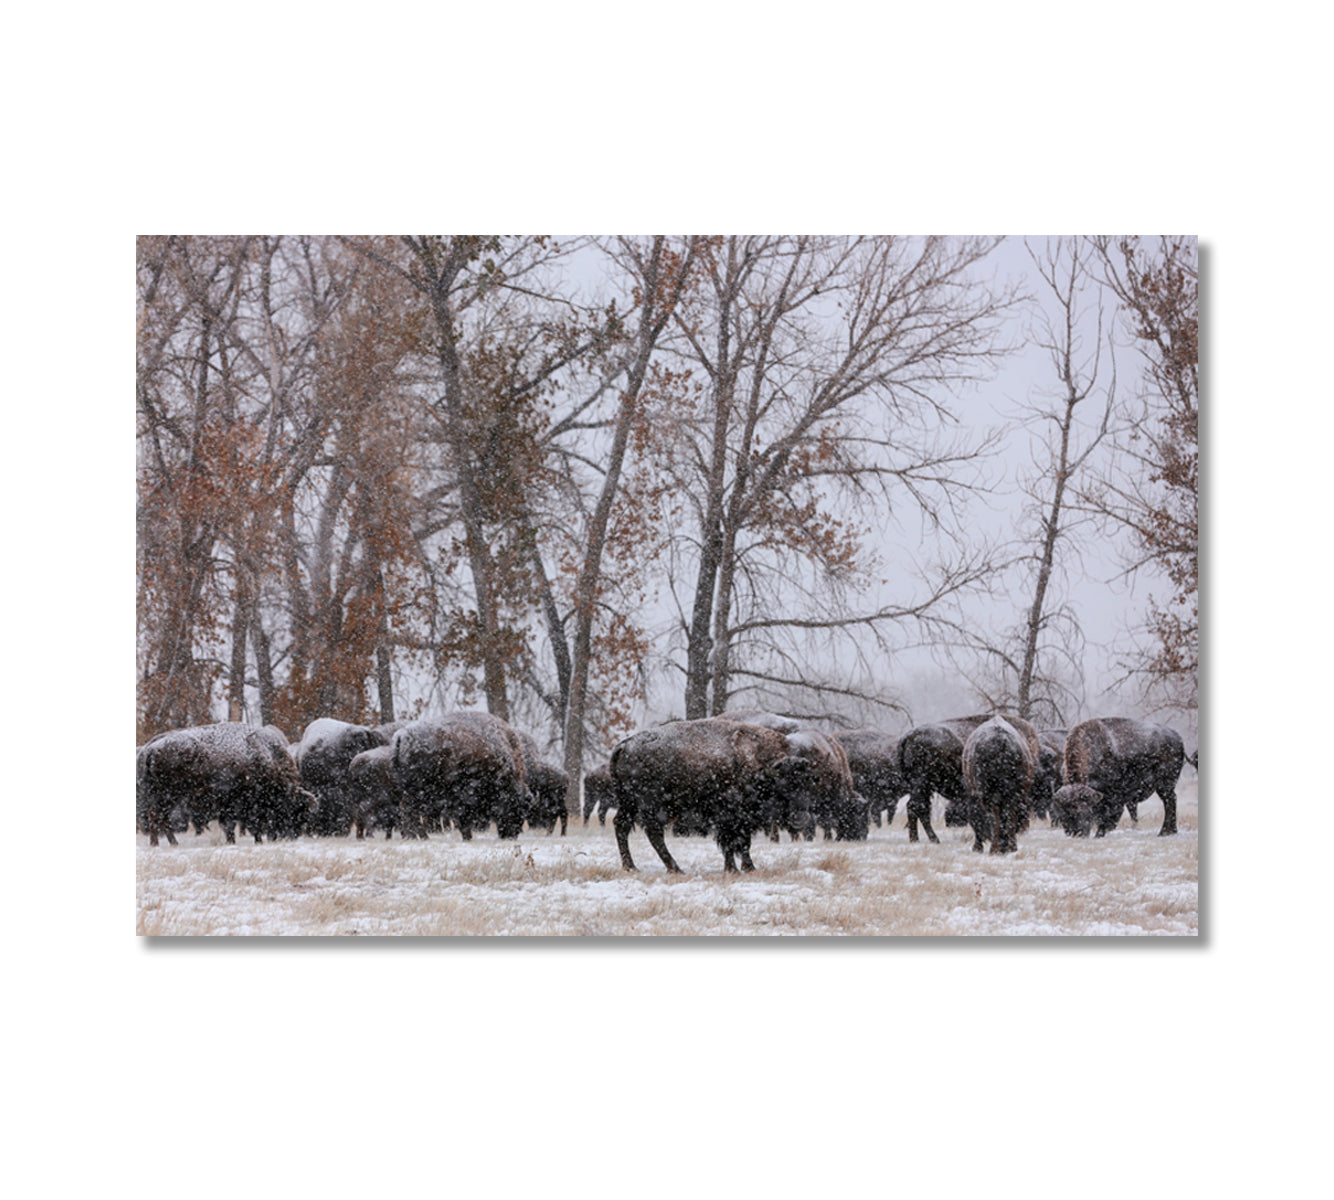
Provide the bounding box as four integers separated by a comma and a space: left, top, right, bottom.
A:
906, 787, 940, 844
614, 808, 638, 872
1158, 787, 1178, 836
643, 819, 684, 874
989, 803, 1018, 854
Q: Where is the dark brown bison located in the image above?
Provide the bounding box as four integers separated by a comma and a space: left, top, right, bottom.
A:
832, 730, 905, 828
582, 762, 616, 825
896, 715, 992, 843
961, 716, 1041, 854
136, 723, 317, 846
610, 717, 812, 873
517, 732, 570, 836
777, 728, 867, 841
391, 712, 529, 840
1052, 717, 1185, 837
1028, 729, 1067, 822
347, 743, 405, 839
294, 718, 391, 837
898, 714, 1048, 844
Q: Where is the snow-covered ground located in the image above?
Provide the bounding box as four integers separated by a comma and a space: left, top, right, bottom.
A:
136, 779, 1197, 936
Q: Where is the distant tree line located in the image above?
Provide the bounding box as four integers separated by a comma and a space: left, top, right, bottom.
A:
136, 235, 1198, 799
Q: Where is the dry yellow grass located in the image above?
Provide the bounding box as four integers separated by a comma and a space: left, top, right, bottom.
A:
136, 781, 1198, 936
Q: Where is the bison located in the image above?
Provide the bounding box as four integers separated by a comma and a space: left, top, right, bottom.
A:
898, 714, 1047, 844
517, 732, 570, 836
137, 723, 318, 846
832, 730, 905, 829
778, 728, 867, 842
961, 715, 1041, 854
293, 718, 391, 837
347, 743, 405, 839
582, 762, 616, 826
610, 717, 812, 873
391, 712, 529, 840
896, 716, 991, 843
1052, 717, 1185, 837
1031, 729, 1067, 822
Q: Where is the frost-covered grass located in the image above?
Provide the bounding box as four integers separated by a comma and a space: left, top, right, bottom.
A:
136, 780, 1197, 936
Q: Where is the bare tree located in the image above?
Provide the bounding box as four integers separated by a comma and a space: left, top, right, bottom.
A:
1009, 238, 1116, 721
657, 235, 1017, 721
559, 236, 705, 808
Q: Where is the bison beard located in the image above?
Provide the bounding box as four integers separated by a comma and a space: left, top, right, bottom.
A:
610, 719, 808, 874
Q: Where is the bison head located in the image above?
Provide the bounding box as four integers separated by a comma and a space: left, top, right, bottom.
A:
1051, 783, 1100, 837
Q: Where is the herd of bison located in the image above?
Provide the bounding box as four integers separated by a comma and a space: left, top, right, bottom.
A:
135, 709, 1197, 874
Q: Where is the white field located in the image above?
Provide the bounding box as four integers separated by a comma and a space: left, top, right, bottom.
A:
136, 779, 1197, 936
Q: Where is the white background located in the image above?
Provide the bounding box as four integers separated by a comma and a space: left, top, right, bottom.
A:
5, 4, 1323, 1198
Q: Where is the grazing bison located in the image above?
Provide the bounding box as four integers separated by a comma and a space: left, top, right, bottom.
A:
832, 730, 905, 828
1052, 717, 1185, 837
347, 744, 405, 839
137, 723, 318, 846
392, 712, 529, 841
896, 716, 991, 843
898, 714, 1047, 844
1029, 729, 1067, 822
610, 717, 812, 873
517, 732, 570, 836
961, 716, 1040, 854
582, 762, 616, 826
294, 718, 391, 837
778, 728, 867, 842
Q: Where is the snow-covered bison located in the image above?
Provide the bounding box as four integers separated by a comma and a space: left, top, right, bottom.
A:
895, 716, 991, 843
898, 714, 1046, 844
832, 730, 905, 829
610, 717, 812, 873
780, 728, 867, 841
347, 743, 404, 838
294, 718, 391, 837
391, 713, 529, 840
517, 732, 570, 836
961, 715, 1041, 854
1052, 717, 1185, 837
136, 723, 317, 846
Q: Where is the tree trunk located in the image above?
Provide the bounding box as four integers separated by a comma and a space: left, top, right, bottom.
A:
564, 237, 694, 813
372, 567, 395, 723
228, 579, 249, 722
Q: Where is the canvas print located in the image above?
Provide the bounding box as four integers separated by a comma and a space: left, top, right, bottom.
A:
135, 235, 1199, 936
